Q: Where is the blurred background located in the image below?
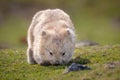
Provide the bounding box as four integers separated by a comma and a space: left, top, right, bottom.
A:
0, 0, 120, 49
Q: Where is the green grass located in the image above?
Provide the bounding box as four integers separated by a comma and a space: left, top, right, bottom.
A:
0, 1, 120, 79
0, 44, 120, 80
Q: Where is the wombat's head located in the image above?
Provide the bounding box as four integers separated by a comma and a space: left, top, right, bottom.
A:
40, 21, 75, 65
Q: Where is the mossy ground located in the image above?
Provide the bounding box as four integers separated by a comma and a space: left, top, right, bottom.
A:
0, 45, 120, 80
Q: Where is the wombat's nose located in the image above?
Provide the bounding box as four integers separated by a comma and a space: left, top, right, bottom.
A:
56, 61, 59, 64
62, 60, 66, 64
54, 61, 60, 65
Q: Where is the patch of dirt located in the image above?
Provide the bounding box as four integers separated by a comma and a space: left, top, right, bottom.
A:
104, 61, 120, 69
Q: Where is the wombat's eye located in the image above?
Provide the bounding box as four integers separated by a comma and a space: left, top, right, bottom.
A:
49, 52, 53, 56
62, 52, 65, 56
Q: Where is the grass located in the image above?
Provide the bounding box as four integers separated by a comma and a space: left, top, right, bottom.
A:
0, 1, 120, 79
0, 44, 120, 80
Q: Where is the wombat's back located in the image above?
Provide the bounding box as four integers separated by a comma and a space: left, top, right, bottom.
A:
32, 9, 74, 30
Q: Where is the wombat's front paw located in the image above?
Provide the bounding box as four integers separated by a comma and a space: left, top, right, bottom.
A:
27, 48, 36, 64
27, 58, 36, 64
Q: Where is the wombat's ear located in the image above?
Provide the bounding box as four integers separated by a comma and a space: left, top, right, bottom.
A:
66, 28, 76, 42
66, 28, 71, 35
42, 31, 46, 36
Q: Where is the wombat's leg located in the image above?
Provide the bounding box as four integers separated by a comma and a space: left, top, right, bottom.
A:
27, 27, 36, 64
27, 48, 36, 64
27, 15, 36, 64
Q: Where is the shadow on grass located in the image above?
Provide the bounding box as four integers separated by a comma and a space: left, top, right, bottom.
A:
32, 56, 91, 71
70, 56, 91, 64
41, 56, 90, 68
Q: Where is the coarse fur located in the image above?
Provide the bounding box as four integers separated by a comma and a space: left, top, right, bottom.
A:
27, 9, 75, 65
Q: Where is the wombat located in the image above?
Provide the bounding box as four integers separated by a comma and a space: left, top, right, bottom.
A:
27, 9, 75, 65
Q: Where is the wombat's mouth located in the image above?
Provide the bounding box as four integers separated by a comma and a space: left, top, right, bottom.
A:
40, 61, 63, 66
40, 61, 51, 66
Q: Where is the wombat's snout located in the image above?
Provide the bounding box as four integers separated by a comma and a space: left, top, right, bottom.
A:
54, 61, 60, 65
54, 60, 67, 65
40, 60, 61, 66
54, 61, 60, 66
53, 60, 65, 65
40, 61, 51, 66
